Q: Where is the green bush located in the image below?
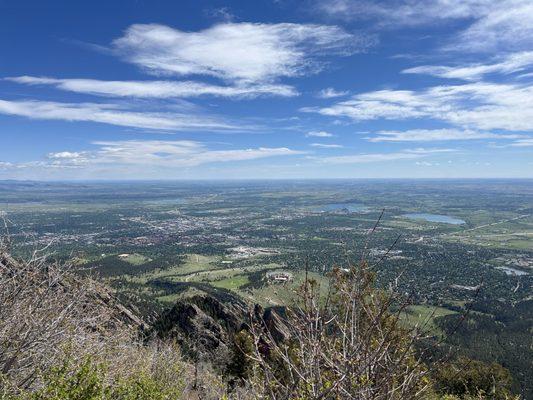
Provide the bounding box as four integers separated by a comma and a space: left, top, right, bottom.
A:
112, 373, 184, 400
27, 358, 107, 400
432, 357, 515, 400
15, 357, 185, 400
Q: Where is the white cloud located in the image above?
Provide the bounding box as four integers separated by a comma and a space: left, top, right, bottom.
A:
1, 152, 91, 171
316, 87, 349, 98
6, 76, 298, 98
319, 153, 420, 164
112, 23, 373, 83
316, 0, 533, 53
46, 151, 90, 166
367, 129, 523, 142
310, 143, 344, 148
303, 82, 533, 131
204, 7, 236, 22
509, 138, 533, 147
0, 160, 84, 170
92, 140, 304, 167
0, 162, 14, 169
5, 22, 372, 104
315, 0, 493, 26
316, 148, 455, 164
403, 51, 533, 81
0, 141, 306, 174
517, 72, 533, 80
47, 151, 87, 159
0, 99, 239, 131
306, 130, 335, 137
449, 1, 533, 52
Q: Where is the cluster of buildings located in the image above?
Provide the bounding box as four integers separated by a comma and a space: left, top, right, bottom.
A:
266, 271, 293, 283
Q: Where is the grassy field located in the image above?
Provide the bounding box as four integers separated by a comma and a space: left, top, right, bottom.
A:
136, 256, 331, 307
212, 274, 251, 290
175, 254, 221, 274
247, 270, 330, 306
401, 305, 457, 336
120, 253, 151, 265
117, 254, 284, 304
444, 215, 533, 250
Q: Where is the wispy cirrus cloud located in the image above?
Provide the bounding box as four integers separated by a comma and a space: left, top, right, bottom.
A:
0, 99, 241, 131
0, 157, 88, 171
92, 140, 305, 167
315, 0, 533, 53
302, 82, 533, 131
316, 87, 349, 98
5, 76, 298, 98
509, 138, 533, 147
448, 1, 533, 52
46, 151, 90, 166
204, 7, 236, 22
310, 143, 343, 148
367, 129, 524, 142
112, 23, 374, 83
402, 51, 533, 81
1, 140, 306, 174
306, 130, 335, 137
47, 151, 87, 159
314, 0, 492, 26
314, 148, 455, 164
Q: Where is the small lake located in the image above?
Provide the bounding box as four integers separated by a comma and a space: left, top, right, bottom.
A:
319, 203, 368, 213
403, 213, 465, 225
496, 266, 529, 276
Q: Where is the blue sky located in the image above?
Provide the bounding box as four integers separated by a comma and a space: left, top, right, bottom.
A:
1, 0, 533, 180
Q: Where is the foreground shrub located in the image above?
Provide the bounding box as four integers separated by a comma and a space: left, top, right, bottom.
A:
0, 244, 214, 399
19, 356, 184, 400
240, 262, 431, 399
0, 246, 143, 391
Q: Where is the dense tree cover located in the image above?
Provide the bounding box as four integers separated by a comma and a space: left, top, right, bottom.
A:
434, 299, 533, 398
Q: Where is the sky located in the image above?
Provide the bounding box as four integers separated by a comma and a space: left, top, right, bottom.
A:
1, 0, 533, 180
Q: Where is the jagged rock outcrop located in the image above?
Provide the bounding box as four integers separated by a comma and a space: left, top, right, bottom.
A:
151, 288, 249, 360
150, 286, 290, 363
258, 305, 290, 343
